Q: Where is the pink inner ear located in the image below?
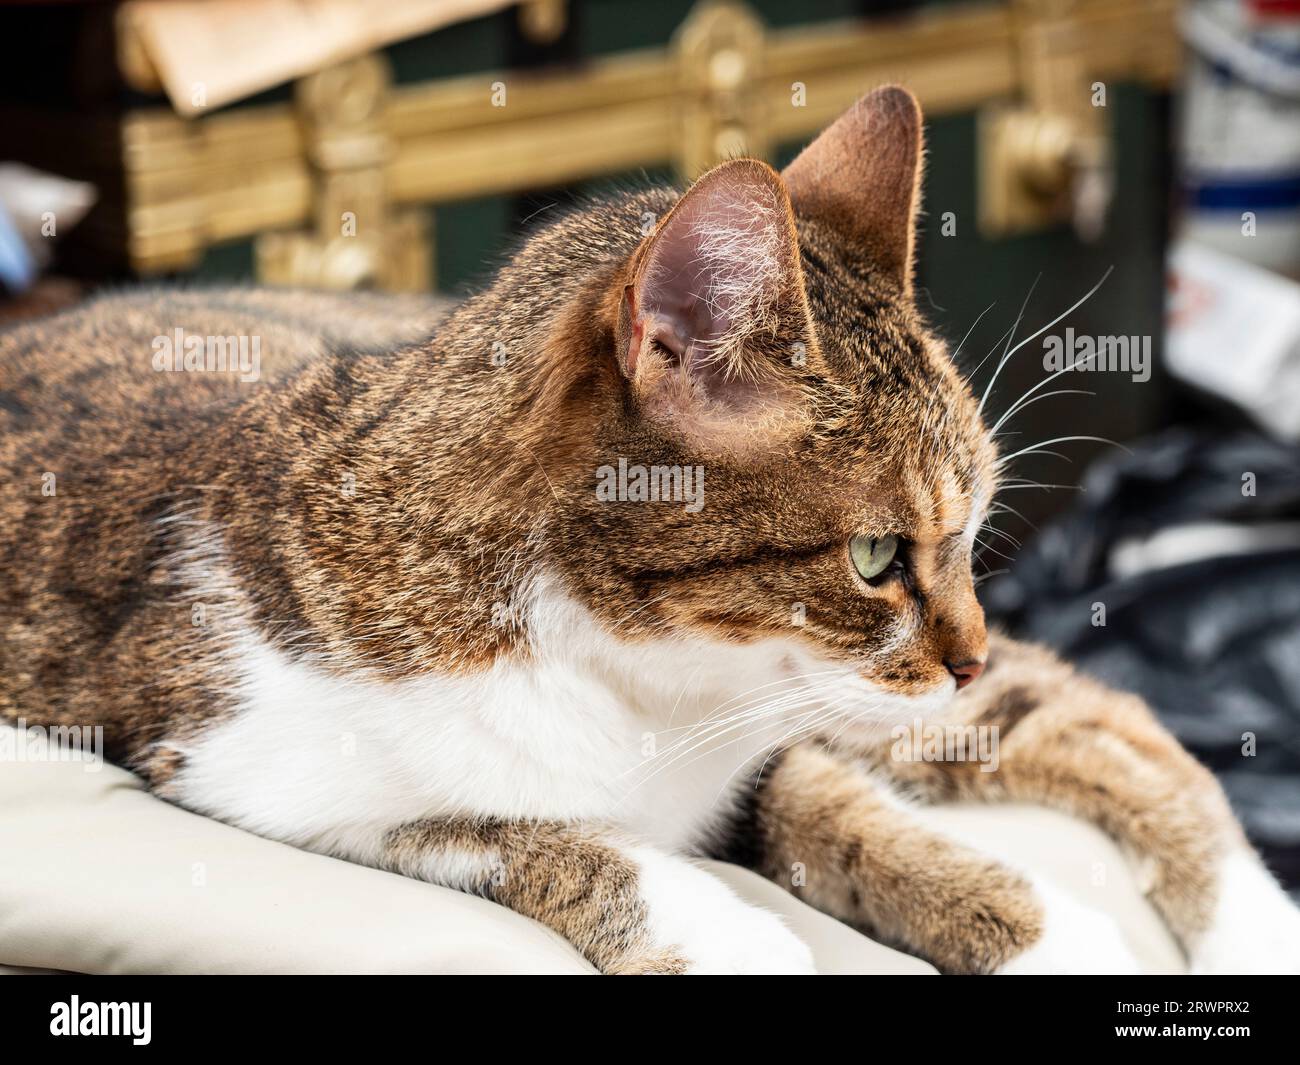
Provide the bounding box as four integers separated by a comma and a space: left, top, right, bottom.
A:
639, 220, 733, 366
633, 164, 795, 384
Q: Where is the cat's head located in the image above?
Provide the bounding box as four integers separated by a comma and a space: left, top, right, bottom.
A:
546, 87, 997, 725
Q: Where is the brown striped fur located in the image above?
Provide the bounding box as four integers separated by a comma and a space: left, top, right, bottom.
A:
384, 819, 689, 974
748, 742, 1044, 974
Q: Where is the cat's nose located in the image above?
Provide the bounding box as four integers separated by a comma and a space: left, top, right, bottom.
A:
946, 658, 985, 690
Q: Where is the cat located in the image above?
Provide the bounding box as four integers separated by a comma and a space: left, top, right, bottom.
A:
2, 86, 1298, 974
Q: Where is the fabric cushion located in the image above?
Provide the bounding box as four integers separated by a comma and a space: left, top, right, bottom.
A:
0, 725, 1182, 974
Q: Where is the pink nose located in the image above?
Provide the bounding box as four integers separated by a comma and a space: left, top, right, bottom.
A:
946, 659, 985, 690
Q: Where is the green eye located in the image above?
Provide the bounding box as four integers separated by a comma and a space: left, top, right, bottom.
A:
850, 534, 900, 582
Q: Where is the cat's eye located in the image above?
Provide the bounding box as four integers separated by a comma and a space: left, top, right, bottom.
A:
850, 534, 900, 583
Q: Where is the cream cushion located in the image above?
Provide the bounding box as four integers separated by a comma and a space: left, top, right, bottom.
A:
0, 725, 1183, 974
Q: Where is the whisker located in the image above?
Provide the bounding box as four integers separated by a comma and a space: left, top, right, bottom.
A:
987, 499, 1037, 532
997, 479, 1081, 493
973, 567, 1010, 587
978, 522, 1022, 550
654, 668, 849, 735
637, 682, 829, 769
968, 320, 1019, 389
628, 693, 829, 801
980, 268, 1116, 431
664, 662, 705, 732
995, 435, 1127, 469
715, 696, 867, 804
734, 707, 845, 800
978, 273, 1040, 415
977, 266, 1115, 417
951, 300, 996, 365
974, 538, 1018, 565
990, 388, 1095, 437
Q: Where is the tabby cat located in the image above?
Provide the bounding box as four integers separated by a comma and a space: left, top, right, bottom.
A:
3, 87, 1298, 974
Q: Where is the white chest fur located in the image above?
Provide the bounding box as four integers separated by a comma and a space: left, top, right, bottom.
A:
169, 579, 846, 864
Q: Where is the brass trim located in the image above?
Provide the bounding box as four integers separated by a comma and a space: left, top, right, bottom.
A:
3, 0, 1182, 275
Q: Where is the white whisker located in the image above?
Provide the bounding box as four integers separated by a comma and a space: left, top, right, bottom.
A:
978, 266, 1115, 418
995, 435, 1126, 469
978, 273, 1040, 415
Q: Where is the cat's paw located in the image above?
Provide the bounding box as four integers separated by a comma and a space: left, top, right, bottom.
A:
998, 878, 1141, 975
671, 903, 816, 975
631, 848, 816, 974
1191, 852, 1300, 975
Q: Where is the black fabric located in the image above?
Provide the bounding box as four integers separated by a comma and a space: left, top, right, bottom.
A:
982, 430, 1300, 892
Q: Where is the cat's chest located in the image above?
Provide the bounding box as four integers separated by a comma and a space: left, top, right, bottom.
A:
171, 634, 785, 858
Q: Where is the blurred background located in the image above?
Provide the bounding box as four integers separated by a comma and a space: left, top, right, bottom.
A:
1, 0, 1299, 893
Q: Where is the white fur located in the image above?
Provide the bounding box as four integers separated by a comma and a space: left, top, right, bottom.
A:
997, 876, 1141, 975
630, 847, 815, 973
963, 473, 991, 548
172, 566, 944, 865
993, 850, 1300, 975
1191, 850, 1300, 975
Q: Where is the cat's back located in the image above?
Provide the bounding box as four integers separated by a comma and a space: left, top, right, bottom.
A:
0, 286, 452, 429
0, 284, 454, 503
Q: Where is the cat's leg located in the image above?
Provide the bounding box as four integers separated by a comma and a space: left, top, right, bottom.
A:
875, 632, 1300, 974
380, 817, 816, 975
733, 742, 1138, 973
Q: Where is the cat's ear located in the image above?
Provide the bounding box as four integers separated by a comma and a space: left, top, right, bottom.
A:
781, 85, 922, 295
618, 158, 812, 450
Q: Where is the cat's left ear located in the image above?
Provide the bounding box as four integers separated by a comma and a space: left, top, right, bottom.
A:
781, 85, 923, 297
618, 158, 813, 450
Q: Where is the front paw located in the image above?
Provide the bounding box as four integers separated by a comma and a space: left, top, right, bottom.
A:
1192, 852, 1300, 975
628, 849, 816, 974
998, 878, 1141, 975
663, 903, 816, 975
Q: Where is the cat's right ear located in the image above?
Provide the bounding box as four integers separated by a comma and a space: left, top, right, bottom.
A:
616, 158, 814, 453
